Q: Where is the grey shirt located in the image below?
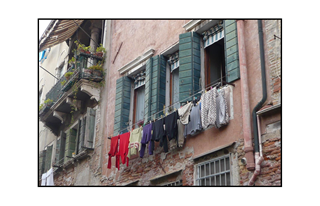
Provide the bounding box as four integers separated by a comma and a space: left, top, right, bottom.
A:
184, 104, 202, 137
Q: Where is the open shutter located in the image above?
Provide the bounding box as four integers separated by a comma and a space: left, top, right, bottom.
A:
39, 150, 46, 178
56, 131, 66, 165
55, 138, 61, 166
114, 76, 131, 135
44, 145, 53, 172
179, 32, 201, 104
64, 128, 77, 163
77, 118, 86, 153
144, 58, 153, 122
150, 55, 166, 119
85, 108, 96, 148
224, 20, 240, 82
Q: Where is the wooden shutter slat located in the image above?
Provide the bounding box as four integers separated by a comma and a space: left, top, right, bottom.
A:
224, 20, 240, 82
179, 32, 201, 104
114, 76, 131, 135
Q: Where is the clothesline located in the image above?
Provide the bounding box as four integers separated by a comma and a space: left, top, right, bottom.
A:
113, 76, 235, 136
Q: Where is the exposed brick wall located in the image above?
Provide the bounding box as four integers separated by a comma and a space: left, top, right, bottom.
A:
100, 144, 195, 186
236, 121, 281, 186
265, 20, 281, 105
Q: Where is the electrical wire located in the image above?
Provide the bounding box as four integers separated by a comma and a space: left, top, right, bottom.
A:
115, 75, 232, 135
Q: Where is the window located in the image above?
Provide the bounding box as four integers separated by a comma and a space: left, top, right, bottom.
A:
168, 51, 180, 110
195, 154, 231, 186
61, 108, 96, 164
132, 70, 146, 127
56, 62, 65, 80
133, 85, 145, 126
202, 21, 225, 87
204, 38, 225, 87
163, 180, 182, 186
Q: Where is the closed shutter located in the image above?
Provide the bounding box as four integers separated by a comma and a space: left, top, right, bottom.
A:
114, 76, 131, 135
64, 128, 77, 163
144, 58, 153, 122
39, 150, 46, 178
44, 145, 53, 172
179, 32, 201, 104
224, 20, 240, 82
85, 108, 96, 148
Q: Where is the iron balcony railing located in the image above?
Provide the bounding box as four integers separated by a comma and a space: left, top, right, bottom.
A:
42, 53, 104, 113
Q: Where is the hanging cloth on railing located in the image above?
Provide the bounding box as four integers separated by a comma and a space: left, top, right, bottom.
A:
134, 71, 146, 89
202, 21, 224, 48
168, 51, 179, 72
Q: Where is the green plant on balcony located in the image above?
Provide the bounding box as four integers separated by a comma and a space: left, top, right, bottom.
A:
68, 57, 76, 66
74, 40, 91, 54
95, 44, 106, 57
61, 80, 66, 86
64, 72, 74, 81
39, 98, 53, 111
88, 63, 103, 71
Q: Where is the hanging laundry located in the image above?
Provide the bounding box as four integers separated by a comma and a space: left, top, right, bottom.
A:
215, 87, 229, 128
201, 87, 217, 128
178, 102, 193, 125
177, 119, 185, 147
151, 118, 167, 153
165, 110, 179, 150
140, 123, 153, 158
46, 168, 54, 186
184, 103, 202, 137
107, 135, 120, 170
128, 127, 142, 158
116, 132, 130, 167
41, 172, 47, 186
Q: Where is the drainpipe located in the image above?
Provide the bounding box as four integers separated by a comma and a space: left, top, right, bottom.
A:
237, 20, 255, 171
248, 20, 268, 186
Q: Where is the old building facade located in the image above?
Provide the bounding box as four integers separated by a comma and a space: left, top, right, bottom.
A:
39, 19, 281, 186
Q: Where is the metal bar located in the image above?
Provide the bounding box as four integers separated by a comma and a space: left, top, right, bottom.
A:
40, 65, 59, 80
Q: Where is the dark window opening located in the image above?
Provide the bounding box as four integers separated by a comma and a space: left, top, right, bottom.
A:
204, 38, 225, 87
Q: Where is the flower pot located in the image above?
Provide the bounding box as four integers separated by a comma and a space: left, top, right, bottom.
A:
95, 52, 103, 57
92, 70, 102, 77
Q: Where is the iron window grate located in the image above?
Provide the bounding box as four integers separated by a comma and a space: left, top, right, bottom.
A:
196, 154, 231, 186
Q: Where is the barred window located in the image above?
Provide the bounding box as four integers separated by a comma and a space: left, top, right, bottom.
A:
163, 180, 182, 186
196, 154, 231, 186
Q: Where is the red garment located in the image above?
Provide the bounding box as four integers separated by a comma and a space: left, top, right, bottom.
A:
107, 135, 120, 170
116, 132, 130, 167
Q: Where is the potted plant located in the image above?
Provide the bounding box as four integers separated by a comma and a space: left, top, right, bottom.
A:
74, 40, 91, 54
39, 98, 53, 114
88, 63, 103, 77
95, 44, 106, 57
68, 57, 76, 66
64, 72, 74, 81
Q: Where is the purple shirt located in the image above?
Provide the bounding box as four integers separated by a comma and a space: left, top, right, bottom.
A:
140, 123, 153, 158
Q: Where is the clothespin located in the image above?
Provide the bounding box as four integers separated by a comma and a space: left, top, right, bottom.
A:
166, 112, 168, 116
161, 115, 163, 118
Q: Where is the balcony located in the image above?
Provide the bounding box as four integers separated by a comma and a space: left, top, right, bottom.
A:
39, 53, 104, 136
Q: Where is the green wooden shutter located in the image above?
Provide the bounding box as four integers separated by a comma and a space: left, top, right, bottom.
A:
150, 55, 166, 119
144, 58, 153, 122
77, 118, 86, 153
39, 150, 46, 178
55, 138, 61, 166
179, 32, 201, 104
85, 108, 96, 148
58, 132, 66, 165
114, 76, 131, 135
64, 128, 77, 163
44, 145, 53, 172
224, 20, 240, 82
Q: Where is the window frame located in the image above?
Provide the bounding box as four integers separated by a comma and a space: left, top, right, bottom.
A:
195, 154, 232, 186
